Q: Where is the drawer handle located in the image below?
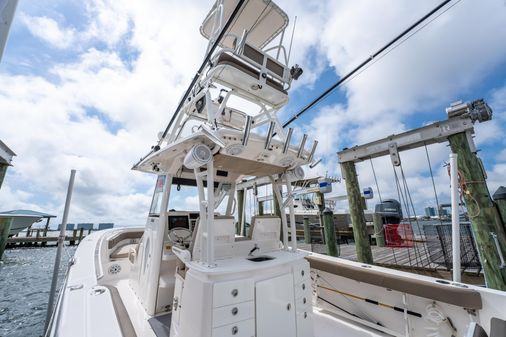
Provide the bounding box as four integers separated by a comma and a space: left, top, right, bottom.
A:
231, 326, 238, 335
302, 283, 305, 290
301, 270, 305, 277
286, 303, 291, 311
303, 297, 306, 304
231, 289, 239, 297
231, 307, 238, 315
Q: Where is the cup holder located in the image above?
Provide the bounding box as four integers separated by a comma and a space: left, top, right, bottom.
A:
247, 255, 275, 262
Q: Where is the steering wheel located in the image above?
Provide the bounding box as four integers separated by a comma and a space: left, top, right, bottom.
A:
168, 227, 193, 247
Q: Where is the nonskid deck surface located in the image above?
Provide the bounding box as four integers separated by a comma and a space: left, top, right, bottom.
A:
148, 313, 172, 337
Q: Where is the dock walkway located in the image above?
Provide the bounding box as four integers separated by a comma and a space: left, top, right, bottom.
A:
6, 228, 91, 247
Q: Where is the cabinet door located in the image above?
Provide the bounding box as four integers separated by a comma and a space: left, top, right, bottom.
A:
255, 274, 296, 337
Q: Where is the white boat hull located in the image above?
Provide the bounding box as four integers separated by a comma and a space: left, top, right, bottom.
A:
47, 228, 506, 337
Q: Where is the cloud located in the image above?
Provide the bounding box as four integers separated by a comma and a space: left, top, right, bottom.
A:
20, 14, 76, 49
0, 0, 211, 225
2, 0, 506, 226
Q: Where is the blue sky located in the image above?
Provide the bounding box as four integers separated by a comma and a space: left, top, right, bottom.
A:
1, 0, 506, 226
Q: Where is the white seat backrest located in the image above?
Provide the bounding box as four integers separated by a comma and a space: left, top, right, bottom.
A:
192, 216, 236, 261
213, 216, 236, 245
250, 215, 281, 242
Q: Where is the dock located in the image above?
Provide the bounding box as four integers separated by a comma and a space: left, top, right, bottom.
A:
298, 241, 485, 285
6, 228, 92, 248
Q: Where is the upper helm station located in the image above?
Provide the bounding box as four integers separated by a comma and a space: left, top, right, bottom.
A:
133, 0, 314, 181
131, 0, 319, 271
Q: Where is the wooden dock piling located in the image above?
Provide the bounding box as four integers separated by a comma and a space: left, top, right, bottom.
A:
78, 228, 84, 244
303, 217, 311, 244
0, 218, 11, 260
341, 161, 373, 264
448, 132, 506, 290
323, 209, 338, 257
493, 186, 506, 232
373, 213, 385, 247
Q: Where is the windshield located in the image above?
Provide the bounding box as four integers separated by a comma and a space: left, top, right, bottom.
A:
149, 175, 166, 216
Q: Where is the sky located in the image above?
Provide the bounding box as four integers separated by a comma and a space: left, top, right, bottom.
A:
0, 0, 506, 228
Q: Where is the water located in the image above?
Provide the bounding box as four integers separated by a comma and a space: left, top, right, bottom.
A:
0, 246, 76, 337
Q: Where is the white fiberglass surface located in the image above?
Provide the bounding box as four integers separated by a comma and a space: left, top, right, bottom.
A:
312, 309, 389, 337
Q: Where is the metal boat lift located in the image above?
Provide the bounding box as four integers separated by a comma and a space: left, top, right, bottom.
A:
337, 99, 506, 290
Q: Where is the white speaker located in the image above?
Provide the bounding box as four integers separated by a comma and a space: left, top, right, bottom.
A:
292, 166, 305, 180
284, 166, 304, 181
184, 144, 212, 169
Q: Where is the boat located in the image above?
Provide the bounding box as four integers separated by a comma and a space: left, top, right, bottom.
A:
0, 210, 56, 236
46, 1, 506, 336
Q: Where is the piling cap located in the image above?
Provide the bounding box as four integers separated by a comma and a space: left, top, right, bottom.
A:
493, 186, 506, 200
323, 207, 333, 215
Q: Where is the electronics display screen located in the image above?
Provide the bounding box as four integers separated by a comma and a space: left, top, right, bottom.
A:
168, 215, 190, 230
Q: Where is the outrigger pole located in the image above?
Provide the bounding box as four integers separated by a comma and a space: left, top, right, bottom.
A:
281, 0, 452, 129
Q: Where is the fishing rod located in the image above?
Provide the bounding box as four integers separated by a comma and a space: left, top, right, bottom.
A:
318, 285, 422, 318
281, 0, 452, 129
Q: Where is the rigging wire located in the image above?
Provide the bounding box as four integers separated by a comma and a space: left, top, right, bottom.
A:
369, 158, 383, 203
281, 0, 455, 129
392, 165, 414, 268
424, 143, 444, 224
399, 161, 431, 267
369, 158, 386, 239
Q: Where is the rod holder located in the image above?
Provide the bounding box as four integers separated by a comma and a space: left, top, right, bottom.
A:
297, 134, 308, 158
242, 116, 252, 146
264, 121, 276, 150
308, 140, 318, 162
310, 158, 321, 169
282, 128, 293, 154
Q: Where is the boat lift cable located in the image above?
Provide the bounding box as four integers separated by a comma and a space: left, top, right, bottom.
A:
399, 161, 431, 267
281, 0, 452, 129
396, 163, 420, 268
159, 0, 246, 142
424, 143, 443, 223
392, 165, 415, 268
369, 158, 383, 203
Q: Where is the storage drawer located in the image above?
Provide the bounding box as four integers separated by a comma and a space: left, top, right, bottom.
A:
212, 318, 255, 337
292, 261, 310, 285
213, 279, 254, 307
213, 301, 255, 328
